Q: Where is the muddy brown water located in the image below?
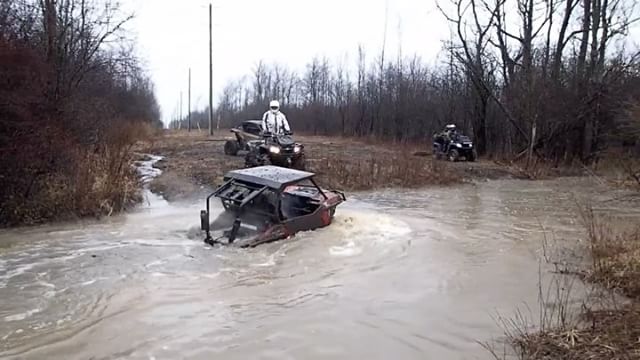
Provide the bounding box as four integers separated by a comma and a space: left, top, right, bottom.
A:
1, 161, 639, 359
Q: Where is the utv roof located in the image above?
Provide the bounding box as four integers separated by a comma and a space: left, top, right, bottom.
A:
224, 166, 315, 190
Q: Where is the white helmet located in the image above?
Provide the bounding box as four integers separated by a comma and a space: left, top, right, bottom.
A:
269, 100, 280, 113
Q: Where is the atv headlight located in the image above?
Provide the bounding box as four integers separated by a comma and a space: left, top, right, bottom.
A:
455, 143, 462, 148
269, 146, 281, 154
293, 145, 301, 153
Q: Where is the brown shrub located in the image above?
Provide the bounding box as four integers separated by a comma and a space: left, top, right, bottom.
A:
506, 303, 640, 360
581, 207, 640, 300
0, 122, 148, 226
0, 3, 161, 227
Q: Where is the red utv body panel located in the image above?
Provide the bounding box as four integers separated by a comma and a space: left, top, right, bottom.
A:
201, 166, 345, 247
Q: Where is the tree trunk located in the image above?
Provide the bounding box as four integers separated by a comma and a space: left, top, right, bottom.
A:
589, 0, 602, 77
543, 0, 554, 78
476, 95, 488, 155
44, 0, 57, 64
582, 114, 594, 161
553, 0, 576, 79
576, 0, 591, 80
527, 120, 537, 167
597, 0, 609, 71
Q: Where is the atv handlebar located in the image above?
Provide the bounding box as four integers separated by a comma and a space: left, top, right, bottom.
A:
261, 131, 293, 137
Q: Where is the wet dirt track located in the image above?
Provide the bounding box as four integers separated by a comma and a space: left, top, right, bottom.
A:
1, 170, 639, 359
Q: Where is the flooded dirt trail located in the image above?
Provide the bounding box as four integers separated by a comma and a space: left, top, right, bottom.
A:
1, 174, 639, 359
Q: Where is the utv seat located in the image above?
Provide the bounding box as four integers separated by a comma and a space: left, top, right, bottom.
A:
281, 194, 319, 219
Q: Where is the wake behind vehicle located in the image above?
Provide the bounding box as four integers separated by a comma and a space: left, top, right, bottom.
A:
244, 132, 306, 170
200, 166, 345, 247
433, 128, 477, 162
224, 120, 264, 156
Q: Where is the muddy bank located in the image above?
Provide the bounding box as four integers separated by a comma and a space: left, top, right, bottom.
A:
141, 130, 532, 201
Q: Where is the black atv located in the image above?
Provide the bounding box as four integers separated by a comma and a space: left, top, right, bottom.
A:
244, 132, 306, 170
224, 120, 264, 156
433, 133, 477, 162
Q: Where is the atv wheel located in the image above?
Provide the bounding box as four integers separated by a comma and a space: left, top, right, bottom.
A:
292, 154, 306, 171
469, 149, 478, 162
260, 154, 272, 166
448, 149, 460, 162
432, 145, 441, 160
244, 151, 259, 168
224, 140, 239, 156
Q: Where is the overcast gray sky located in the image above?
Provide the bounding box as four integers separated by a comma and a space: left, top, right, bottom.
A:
125, 0, 639, 125
124, 0, 448, 124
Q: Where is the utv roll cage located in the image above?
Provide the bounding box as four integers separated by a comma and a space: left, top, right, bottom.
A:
200, 166, 345, 245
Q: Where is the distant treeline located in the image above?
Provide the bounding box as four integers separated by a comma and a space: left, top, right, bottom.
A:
175, 0, 640, 165
0, 0, 161, 226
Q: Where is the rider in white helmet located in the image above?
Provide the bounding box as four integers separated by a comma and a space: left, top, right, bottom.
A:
262, 100, 291, 135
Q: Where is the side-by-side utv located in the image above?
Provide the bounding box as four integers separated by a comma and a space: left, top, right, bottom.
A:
200, 166, 345, 247
224, 120, 264, 156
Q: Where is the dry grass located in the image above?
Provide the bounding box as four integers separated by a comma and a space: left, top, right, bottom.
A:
616, 157, 640, 190
302, 136, 459, 190
489, 207, 640, 360
1, 122, 154, 226
493, 156, 587, 180
587, 150, 640, 190
309, 154, 459, 190
506, 304, 640, 360
582, 207, 640, 300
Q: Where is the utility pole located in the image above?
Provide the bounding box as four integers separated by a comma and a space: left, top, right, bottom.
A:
208, 3, 214, 136
177, 99, 182, 129
188, 68, 191, 132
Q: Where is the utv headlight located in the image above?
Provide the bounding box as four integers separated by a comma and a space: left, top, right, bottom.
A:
269, 146, 281, 154
293, 145, 301, 153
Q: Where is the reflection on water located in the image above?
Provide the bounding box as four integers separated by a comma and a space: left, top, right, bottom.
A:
0, 176, 639, 359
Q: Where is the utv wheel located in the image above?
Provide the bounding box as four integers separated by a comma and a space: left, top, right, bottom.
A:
448, 149, 459, 162
224, 140, 239, 156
